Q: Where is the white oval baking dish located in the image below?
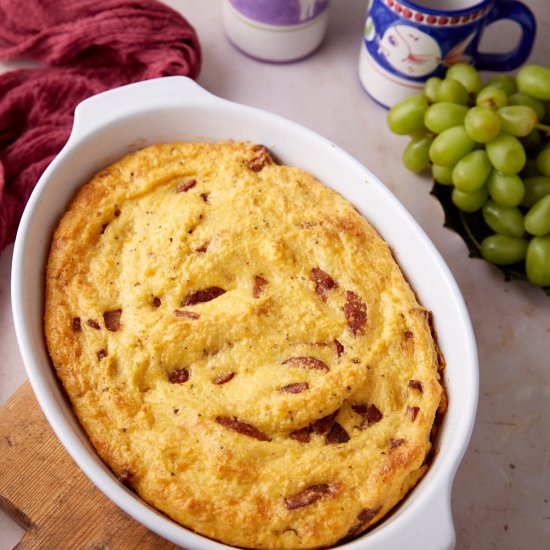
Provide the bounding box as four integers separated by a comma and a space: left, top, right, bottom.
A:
11, 77, 478, 550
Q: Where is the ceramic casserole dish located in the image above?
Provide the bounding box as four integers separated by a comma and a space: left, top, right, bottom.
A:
11, 76, 478, 550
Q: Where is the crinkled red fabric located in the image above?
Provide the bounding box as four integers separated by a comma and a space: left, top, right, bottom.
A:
0, 0, 201, 250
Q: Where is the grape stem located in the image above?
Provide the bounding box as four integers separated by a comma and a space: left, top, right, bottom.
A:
535, 123, 550, 136
459, 211, 483, 253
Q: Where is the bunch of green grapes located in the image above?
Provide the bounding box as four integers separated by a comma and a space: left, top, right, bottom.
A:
387, 64, 550, 288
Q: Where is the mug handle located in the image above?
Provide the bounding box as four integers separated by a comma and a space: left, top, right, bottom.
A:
474, 0, 536, 71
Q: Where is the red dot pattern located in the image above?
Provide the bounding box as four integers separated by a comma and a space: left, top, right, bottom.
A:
384, 0, 492, 26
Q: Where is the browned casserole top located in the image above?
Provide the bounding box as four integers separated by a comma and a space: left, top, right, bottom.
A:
45, 142, 444, 549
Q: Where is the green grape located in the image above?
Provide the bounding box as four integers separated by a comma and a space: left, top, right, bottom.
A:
524, 195, 550, 236
432, 164, 454, 185
522, 176, 550, 207
387, 94, 429, 135
436, 78, 469, 105
429, 126, 475, 166
424, 103, 468, 134
403, 133, 433, 172
481, 235, 528, 265
521, 159, 542, 179
509, 92, 546, 121
452, 150, 492, 191
482, 200, 525, 238
424, 77, 442, 103
487, 75, 518, 96
536, 147, 550, 176
498, 106, 538, 137
387, 64, 550, 288
517, 65, 550, 101
487, 170, 525, 207
486, 133, 526, 175
464, 106, 502, 142
521, 130, 542, 153
446, 63, 482, 94
476, 86, 508, 110
451, 185, 488, 212
526, 236, 550, 286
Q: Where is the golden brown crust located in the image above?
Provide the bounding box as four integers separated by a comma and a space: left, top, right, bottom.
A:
45, 142, 444, 549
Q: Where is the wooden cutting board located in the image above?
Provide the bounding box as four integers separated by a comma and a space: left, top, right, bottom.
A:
0, 381, 179, 549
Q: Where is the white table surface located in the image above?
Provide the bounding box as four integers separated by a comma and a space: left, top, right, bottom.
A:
1, 1, 549, 548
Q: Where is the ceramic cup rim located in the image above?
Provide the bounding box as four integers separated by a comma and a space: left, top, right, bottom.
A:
391, 0, 492, 17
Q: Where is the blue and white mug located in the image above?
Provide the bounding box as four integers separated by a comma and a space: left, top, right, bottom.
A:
359, 0, 536, 108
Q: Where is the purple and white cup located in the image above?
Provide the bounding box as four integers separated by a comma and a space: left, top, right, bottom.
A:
222, 0, 331, 62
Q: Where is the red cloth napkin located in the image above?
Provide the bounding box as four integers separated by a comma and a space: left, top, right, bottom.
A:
0, 0, 201, 250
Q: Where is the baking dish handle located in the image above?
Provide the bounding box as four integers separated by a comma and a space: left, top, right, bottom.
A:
69, 77, 216, 144
358, 484, 456, 550
400, 485, 455, 550
409, 485, 456, 550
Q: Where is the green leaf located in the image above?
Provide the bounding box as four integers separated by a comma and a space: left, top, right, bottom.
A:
430, 180, 550, 296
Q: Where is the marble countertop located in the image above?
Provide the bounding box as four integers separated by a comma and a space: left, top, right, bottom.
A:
1, 1, 549, 548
